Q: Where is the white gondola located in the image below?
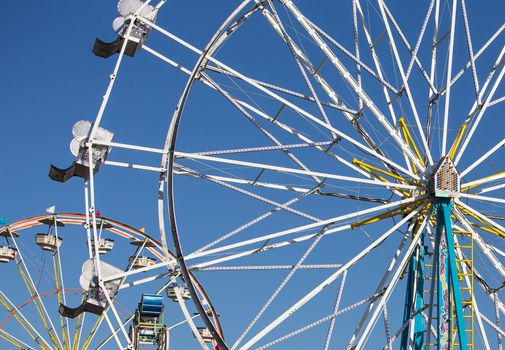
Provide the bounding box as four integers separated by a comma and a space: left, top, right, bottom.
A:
195, 327, 213, 343
129, 256, 156, 269
35, 233, 63, 251
166, 286, 191, 301
90, 238, 115, 254
0, 246, 17, 263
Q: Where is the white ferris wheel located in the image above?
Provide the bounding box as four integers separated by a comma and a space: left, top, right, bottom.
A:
5, 0, 505, 349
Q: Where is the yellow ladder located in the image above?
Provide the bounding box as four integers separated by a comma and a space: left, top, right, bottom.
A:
451, 230, 474, 349
424, 248, 438, 348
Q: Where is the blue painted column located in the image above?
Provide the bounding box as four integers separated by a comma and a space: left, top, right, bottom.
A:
400, 236, 425, 350
413, 242, 426, 349
435, 198, 468, 350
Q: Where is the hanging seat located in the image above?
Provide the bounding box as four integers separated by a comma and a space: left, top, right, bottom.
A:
90, 238, 115, 254
166, 286, 191, 301
49, 120, 114, 183
195, 327, 214, 343
129, 256, 156, 269
36, 234, 63, 251
0, 246, 17, 263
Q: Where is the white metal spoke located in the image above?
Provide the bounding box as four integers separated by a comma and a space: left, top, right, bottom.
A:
143, 43, 401, 186
0, 329, 33, 349
426, 0, 441, 147
280, 0, 427, 172
192, 183, 323, 255
458, 192, 505, 205
102, 312, 125, 350
377, 0, 435, 166
453, 203, 505, 278
454, 47, 505, 164
87, 0, 154, 141
462, 171, 505, 190
383, 306, 392, 350
8, 232, 64, 349
352, 0, 363, 110
444, 22, 505, 97
479, 312, 505, 340
194, 264, 342, 272
353, 214, 429, 350
441, 0, 458, 156
460, 138, 505, 177
53, 223, 71, 350
175, 170, 388, 203
323, 270, 347, 350
381, 2, 439, 95
490, 95, 505, 107
461, 0, 481, 102
188, 226, 350, 270
264, 1, 336, 140
401, 1, 436, 83
176, 152, 420, 190
186, 196, 424, 262
0, 291, 54, 350
176, 163, 320, 222
238, 201, 427, 350
205, 64, 355, 113
231, 230, 325, 349
202, 72, 323, 185
173, 285, 209, 350
254, 292, 383, 350
347, 219, 418, 347
195, 141, 334, 156
120, 272, 169, 290
354, 0, 402, 134
143, 17, 421, 178
496, 294, 504, 350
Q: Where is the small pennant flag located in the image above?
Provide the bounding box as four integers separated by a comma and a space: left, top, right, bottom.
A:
139, 227, 145, 233
0, 217, 6, 225
45, 206, 56, 214
95, 210, 101, 217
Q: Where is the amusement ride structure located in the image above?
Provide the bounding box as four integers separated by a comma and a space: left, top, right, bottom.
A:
1, 0, 505, 349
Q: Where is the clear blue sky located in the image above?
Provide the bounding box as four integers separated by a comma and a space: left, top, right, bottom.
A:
2, 1, 505, 349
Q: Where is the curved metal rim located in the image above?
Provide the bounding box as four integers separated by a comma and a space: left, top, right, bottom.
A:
160, 1, 257, 349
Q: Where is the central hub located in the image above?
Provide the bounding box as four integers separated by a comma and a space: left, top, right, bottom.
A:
429, 156, 461, 198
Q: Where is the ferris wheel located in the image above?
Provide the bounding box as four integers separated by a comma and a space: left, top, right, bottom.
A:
0, 213, 222, 349
48, 0, 505, 349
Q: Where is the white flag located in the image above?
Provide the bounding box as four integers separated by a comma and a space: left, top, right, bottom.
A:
45, 206, 56, 214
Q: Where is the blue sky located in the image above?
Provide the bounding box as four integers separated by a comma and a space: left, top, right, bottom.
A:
2, 1, 505, 349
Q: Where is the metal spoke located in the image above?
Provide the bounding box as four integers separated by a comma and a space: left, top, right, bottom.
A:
461, 0, 481, 103
441, 0, 458, 156
186, 195, 424, 263
353, 214, 430, 350
231, 230, 325, 349
280, 0, 426, 173
175, 163, 320, 222
254, 292, 383, 350
238, 201, 427, 350
381, 2, 439, 95
323, 270, 347, 350
378, 0, 435, 166
176, 152, 420, 190
454, 45, 505, 165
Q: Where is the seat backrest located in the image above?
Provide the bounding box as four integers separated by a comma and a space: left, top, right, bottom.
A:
139, 294, 163, 317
